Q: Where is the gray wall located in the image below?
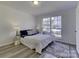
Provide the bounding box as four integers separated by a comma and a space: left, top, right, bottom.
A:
35, 8, 76, 45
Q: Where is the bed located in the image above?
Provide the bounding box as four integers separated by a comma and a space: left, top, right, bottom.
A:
20, 33, 54, 54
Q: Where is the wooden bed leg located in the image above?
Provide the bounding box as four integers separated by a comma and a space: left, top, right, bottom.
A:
36, 48, 42, 54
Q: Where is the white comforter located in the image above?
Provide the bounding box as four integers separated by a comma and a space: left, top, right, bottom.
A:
20, 34, 54, 54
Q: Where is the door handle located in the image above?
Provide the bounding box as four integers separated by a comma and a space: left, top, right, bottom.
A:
75, 30, 77, 32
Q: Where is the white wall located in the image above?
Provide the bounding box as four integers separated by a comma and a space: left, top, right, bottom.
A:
61, 9, 76, 45
1, 6, 35, 30
35, 8, 76, 45
0, 4, 35, 46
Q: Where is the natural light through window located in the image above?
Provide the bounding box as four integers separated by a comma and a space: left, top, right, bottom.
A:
42, 16, 62, 39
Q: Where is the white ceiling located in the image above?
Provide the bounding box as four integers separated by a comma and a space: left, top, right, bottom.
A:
0, 1, 77, 16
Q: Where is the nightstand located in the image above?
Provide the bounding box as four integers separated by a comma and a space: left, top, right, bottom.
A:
14, 35, 20, 45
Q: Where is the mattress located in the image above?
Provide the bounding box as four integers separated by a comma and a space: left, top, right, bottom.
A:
20, 34, 54, 54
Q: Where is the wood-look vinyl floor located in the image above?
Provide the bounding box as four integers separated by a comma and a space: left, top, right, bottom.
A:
0, 41, 78, 58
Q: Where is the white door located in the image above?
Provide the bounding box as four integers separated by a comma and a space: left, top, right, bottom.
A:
76, 5, 79, 54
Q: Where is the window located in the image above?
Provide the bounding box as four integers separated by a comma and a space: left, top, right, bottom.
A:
51, 16, 61, 38
42, 16, 62, 38
42, 17, 50, 32
51, 16, 61, 29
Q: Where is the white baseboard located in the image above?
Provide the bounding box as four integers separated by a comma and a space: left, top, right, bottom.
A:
56, 39, 76, 45
0, 41, 13, 47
